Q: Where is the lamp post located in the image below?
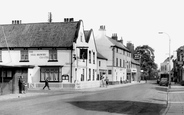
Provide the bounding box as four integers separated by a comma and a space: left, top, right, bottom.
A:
158, 32, 171, 89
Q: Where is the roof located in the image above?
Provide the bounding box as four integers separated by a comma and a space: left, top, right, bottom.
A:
164, 55, 174, 62
97, 52, 107, 60
0, 21, 81, 48
107, 36, 130, 52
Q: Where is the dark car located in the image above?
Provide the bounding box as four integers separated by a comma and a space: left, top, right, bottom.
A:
159, 78, 169, 86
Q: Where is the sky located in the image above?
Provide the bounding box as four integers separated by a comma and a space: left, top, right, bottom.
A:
0, 0, 184, 68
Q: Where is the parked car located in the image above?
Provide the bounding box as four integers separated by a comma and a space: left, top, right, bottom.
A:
159, 78, 169, 86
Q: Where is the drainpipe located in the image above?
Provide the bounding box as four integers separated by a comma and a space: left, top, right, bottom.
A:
70, 47, 73, 83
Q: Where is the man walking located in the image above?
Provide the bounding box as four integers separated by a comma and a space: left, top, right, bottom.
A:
43, 77, 50, 90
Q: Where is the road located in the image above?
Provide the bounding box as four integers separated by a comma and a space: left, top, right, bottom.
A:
0, 81, 167, 115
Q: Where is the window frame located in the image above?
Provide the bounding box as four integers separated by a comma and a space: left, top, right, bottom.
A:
20, 49, 29, 62
48, 49, 58, 62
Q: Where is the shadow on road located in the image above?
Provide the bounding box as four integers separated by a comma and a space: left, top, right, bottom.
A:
155, 86, 167, 92
68, 100, 166, 115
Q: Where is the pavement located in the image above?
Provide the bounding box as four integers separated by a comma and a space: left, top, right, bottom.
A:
0, 81, 145, 102
163, 83, 184, 115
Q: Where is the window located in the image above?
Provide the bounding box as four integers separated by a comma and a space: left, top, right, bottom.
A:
120, 59, 122, 67
108, 70, 112, 74
89, 68, 91, 80
80, 49, 87, 59
93, 52, 95, 64
40, 67, 59, 82
123, 60, 125, 68
0, 50, 2, 62
116, 48, 118, 53
93, 69, 95, 80
0, 70, 12, 78
81, 69, 84, 81
99, 61, 101, 67
20, 49, 29, 62
89, 51, 91, 63
116, 58, 118, 67
80, 32, 83, 42
49, 49, 57, 61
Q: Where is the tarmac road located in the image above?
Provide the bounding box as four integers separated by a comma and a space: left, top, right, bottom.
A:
0, 81, 167, 115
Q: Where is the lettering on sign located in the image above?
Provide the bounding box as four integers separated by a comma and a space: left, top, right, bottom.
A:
30, 52, 49, 59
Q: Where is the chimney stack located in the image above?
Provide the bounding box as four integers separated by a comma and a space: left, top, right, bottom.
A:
118, 37, 123, 44
48, 12, 52, 23
12, 20, 22, 24
112, 33, 118, 41
64, 18, 74, 22
99, 25, 105, 30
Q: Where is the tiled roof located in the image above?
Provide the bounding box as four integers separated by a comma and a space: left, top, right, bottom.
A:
97, 52, 107, 60
0, 21, 81, 48
107, 36, 130, 52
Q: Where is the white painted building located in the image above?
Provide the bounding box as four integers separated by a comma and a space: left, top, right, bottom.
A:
97, 52, 108, 80
0, 19, 99, 89
95, 25, 132, 84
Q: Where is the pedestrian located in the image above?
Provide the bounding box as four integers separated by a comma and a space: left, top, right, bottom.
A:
22, 80, 27, 94
100, 75, 104, 87
120, 78, 123, 84
174, 77, 177, 84
18, 76, 23, 94
105, 77, 109, 87
43, 77, 51, 90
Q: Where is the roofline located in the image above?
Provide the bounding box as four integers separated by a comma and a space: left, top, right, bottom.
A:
0, 46, 73, 49
0, 21, 80, 26
111, 45, 131, 52
97, 57, 108, 60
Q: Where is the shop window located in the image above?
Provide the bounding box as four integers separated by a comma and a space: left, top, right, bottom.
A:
40, 67, 59, 82
48, 49, 58, 62
0, 70, 12, 78
20, 49, 29, 62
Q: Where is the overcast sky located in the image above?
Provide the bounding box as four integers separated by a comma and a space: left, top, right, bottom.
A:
0, 0, 184, 68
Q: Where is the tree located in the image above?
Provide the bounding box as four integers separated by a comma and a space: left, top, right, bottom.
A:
135, 45, 158, 79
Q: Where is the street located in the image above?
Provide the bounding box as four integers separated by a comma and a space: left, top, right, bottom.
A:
0, 81, 167, 115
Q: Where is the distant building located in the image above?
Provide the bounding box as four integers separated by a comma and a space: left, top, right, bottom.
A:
160, 55, 174, 81
126, 42, 141, 82
95, 25, 131, 84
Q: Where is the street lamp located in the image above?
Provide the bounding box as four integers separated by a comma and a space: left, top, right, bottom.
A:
158, 32, 171, 89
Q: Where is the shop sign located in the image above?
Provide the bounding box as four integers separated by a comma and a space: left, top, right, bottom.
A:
177, 61, 183, 65
131, 68, 137, 73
